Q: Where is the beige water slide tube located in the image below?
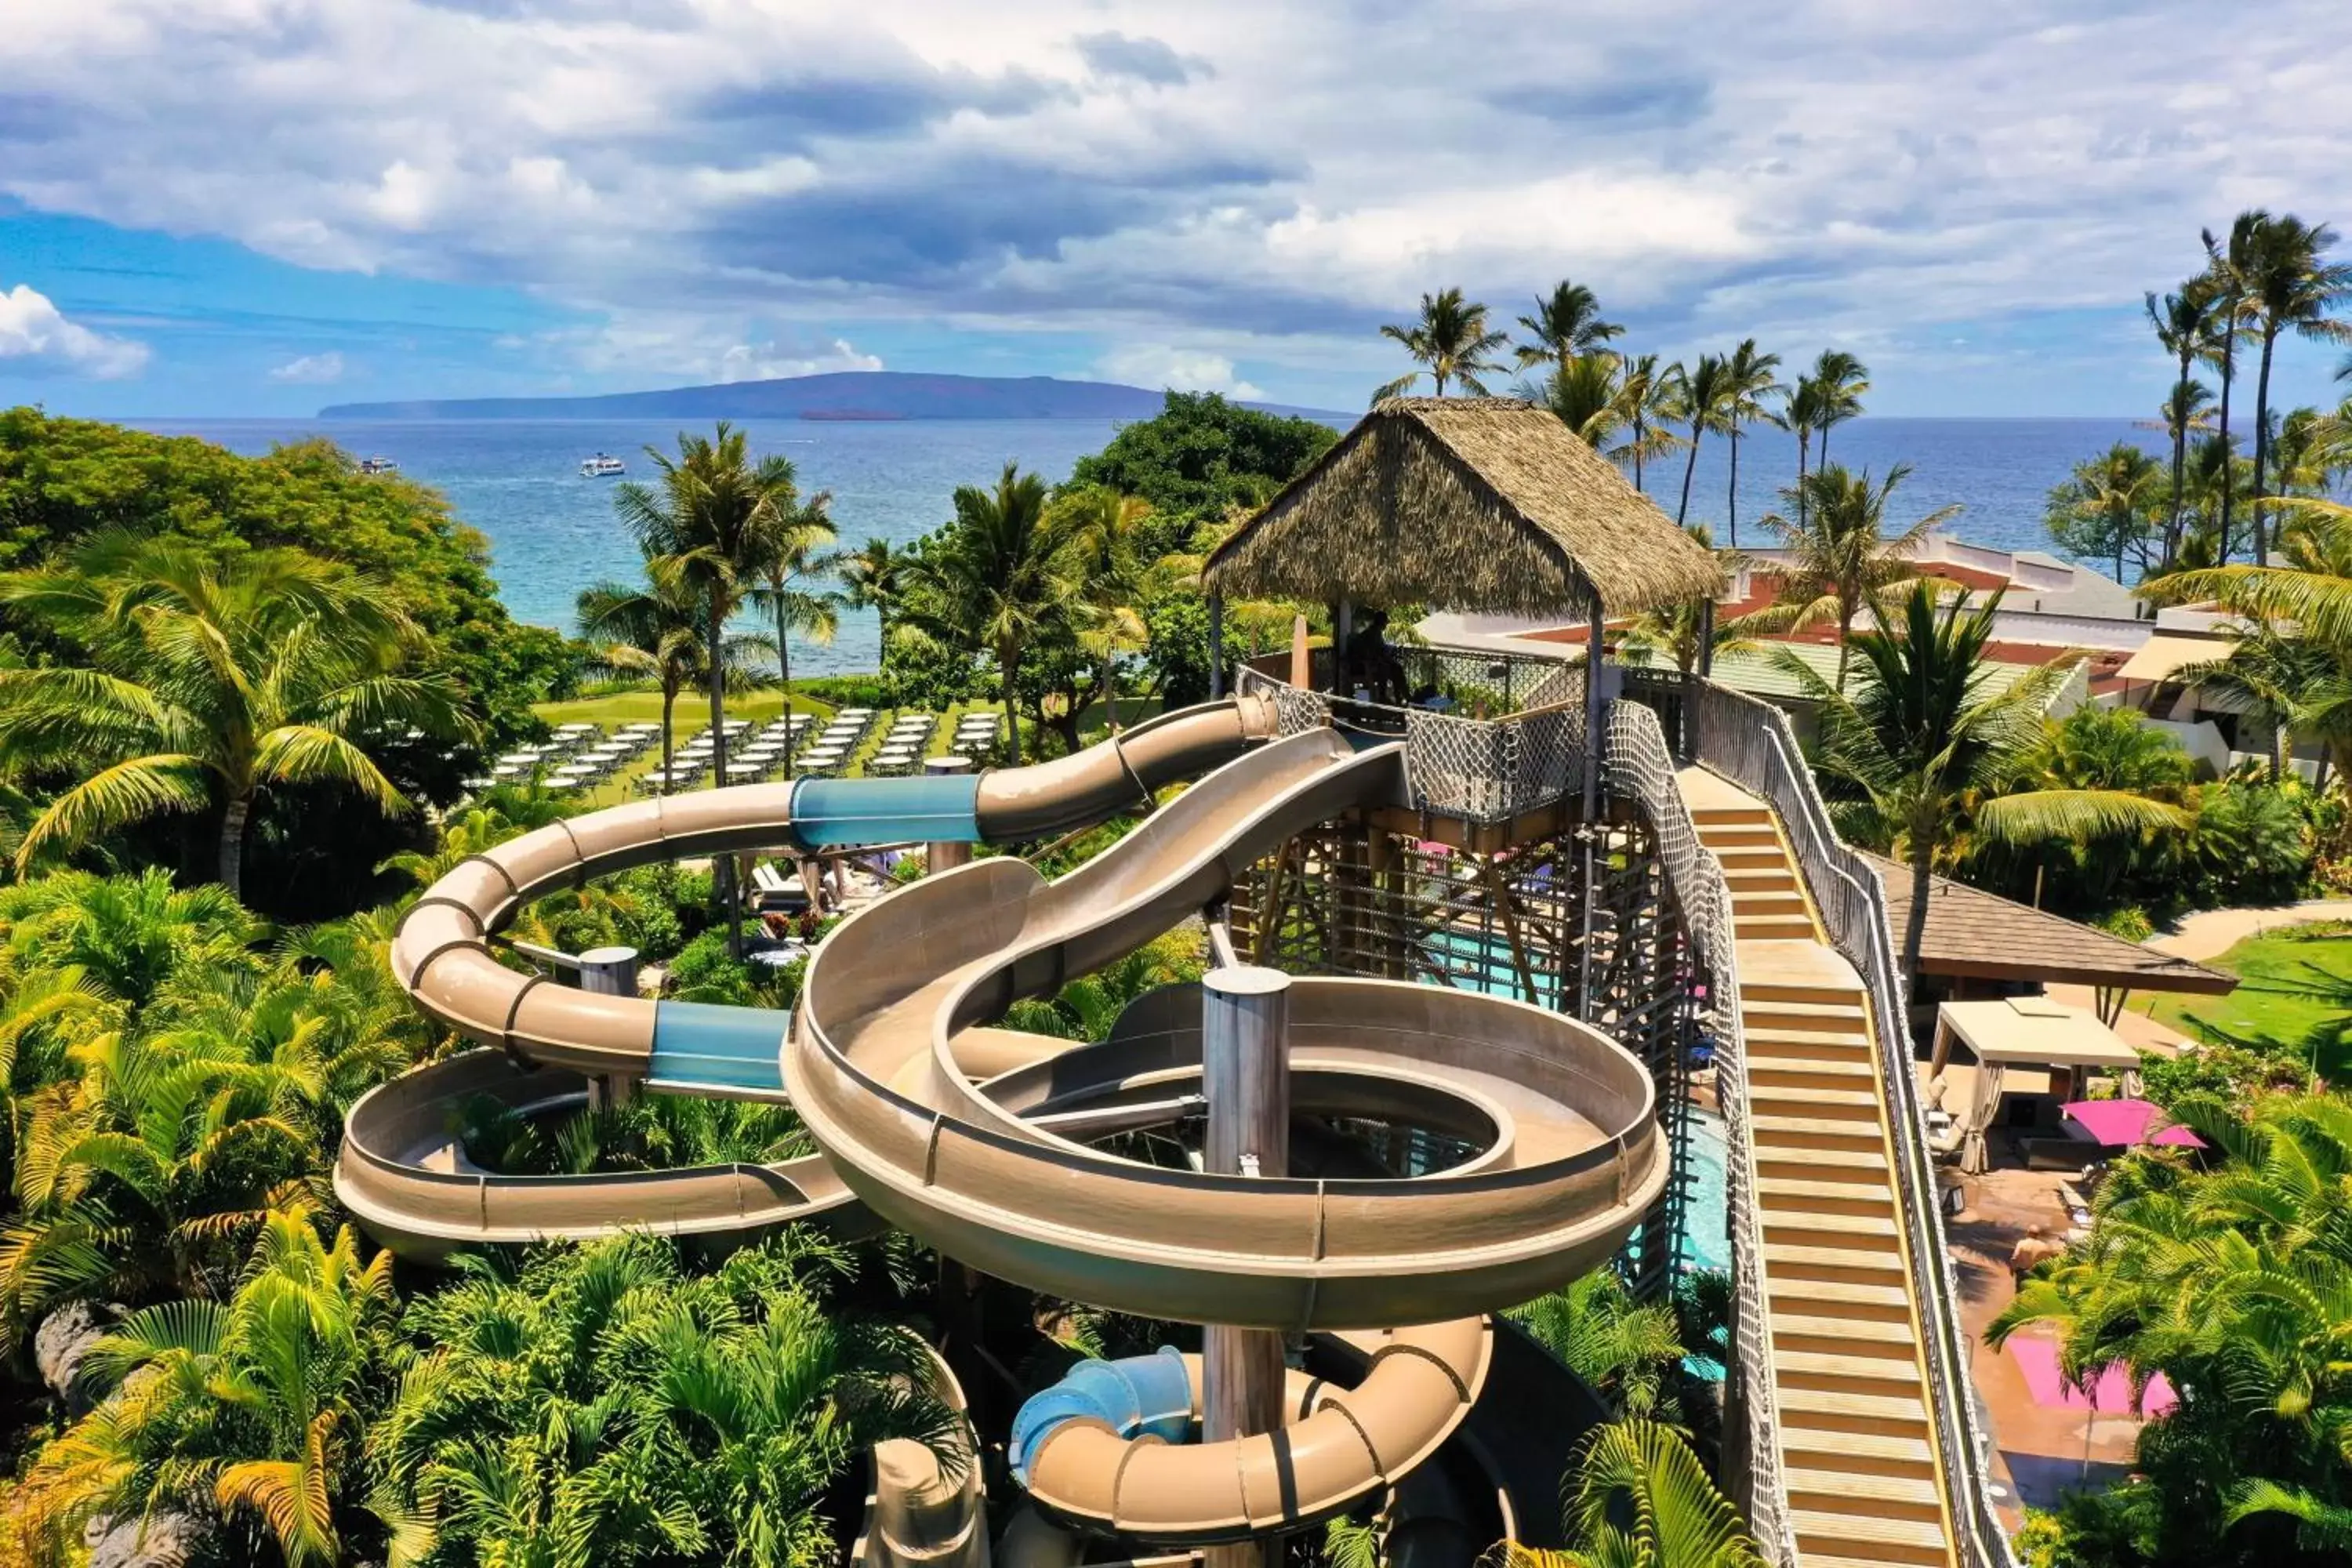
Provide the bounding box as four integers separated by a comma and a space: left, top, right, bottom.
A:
348, 704, 1667, 1546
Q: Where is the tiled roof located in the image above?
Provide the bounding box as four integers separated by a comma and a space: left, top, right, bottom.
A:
1866, 852, 2234, 994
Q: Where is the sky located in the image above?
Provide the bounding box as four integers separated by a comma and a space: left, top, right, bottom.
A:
4, 0, 2352, 419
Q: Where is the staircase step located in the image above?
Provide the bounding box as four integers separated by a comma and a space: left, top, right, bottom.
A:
1775, 1349, 1926, 1398
1765, 1243, 1907, 1282
1755, 1114, 1885, 1144
1747, 1053, 1875, 1078
1754, 1144, 1888, 1176
1759, 1176, 1900, 1211
1771, 1312, 1916, 1348
1777, 1385, 1936, 1432
1778, 1423, 1936, 1472
1792, 1508, 1950, 1561
1740, 999, 1864, 1025
1751, 1083, 1882, 1112
1786, 1467, 1944, 1513
1765, 1276, 1913, 1313
1737, 916, 1818, 937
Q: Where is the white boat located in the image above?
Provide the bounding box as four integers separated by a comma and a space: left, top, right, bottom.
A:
579, 453, 626, 477
358, 456, 398, 474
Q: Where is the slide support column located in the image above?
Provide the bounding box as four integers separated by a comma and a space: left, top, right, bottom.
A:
1201, 966, 1290, 1568
924, 755, 975, 873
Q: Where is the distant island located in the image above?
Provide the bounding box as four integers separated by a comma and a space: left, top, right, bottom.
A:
318, 371, 1342, 423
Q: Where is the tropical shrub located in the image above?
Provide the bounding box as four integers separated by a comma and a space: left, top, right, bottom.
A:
2185, 779, 2313, 905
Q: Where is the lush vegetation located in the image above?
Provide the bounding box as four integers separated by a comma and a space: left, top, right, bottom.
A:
1994, 1090, 2352, 1566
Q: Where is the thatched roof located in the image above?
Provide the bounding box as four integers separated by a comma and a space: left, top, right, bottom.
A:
1202, 397, 1725, 617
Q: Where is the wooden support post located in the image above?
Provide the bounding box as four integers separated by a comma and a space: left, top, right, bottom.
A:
1208, 590, 1226, 699
1200, 965, 1290, 1528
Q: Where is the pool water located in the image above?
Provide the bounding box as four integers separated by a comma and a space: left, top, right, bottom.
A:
1686, 1108, 1731, 1274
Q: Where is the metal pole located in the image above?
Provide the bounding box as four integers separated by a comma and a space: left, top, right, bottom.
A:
1200, 966, 1290, 1497
1579, 594, 1605, 1018
923, 755, 973, 874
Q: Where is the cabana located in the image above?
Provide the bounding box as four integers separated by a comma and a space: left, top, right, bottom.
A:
1200, 397, 1726, 803
1926, 996, 2148, 1173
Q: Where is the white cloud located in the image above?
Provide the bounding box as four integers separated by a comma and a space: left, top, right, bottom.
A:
9, 2, 2352, 408
715, 338, 884, 382
1096, 344, 1262, 401
0, 284, 151, 379
267, 350, 346, 383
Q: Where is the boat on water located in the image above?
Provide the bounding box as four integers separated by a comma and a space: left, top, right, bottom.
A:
579, 453, 626, 477
358, 456, 399, 475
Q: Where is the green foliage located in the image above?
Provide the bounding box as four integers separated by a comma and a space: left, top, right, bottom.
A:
2186, 779, 2314, 904
2094, 906, 2156, 942
0, 410, 569, 750
1987, 1089, 2352, 1566
463, 1091, 809, 1176
372, 1232, 963, 1568
1508, 1271, 1687, 1421
1066, 391, 1338, 531
2045, 441, 2167, 579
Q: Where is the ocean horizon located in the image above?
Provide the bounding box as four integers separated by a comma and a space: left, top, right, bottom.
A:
130, 412, 2170, 676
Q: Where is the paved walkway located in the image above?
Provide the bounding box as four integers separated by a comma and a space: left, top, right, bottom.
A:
2147, 898, 2352, 962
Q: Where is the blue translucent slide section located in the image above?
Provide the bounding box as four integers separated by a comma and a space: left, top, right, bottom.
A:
648, 1000, 793, 1093
788, 775, 983, 848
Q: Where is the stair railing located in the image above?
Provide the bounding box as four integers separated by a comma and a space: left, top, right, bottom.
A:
1683, 681, 2017, 1568
1600, 699, 1798, 1568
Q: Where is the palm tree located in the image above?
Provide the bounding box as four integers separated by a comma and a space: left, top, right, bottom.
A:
1496, 1421, 1762, 1568
1807, 350, 1871, 469
1789, 585, 2183, 990
577, 564, 707, 793
1508, 1272, 1686, 1421
1784, 373, 1829, 524
898, 463, 1074, 764
2203, 212, 2264, 561
21, 1215, 399, 1568
1524, 354, 1627, 448
1621, 525, 1748, 675
1513, 279, 1623, 378
746, 487, 845, 777
2045, 441, 2165, 582
1610, 354, 1686, 492
1719, 339, 1784, 546
2148, 282, 2223, 564
616, 423, 798, 950
2158, 378, 2217, 567
1374, 287, 1510, 400
2238, 213, 2352, 564
0, 534, 468, 898
1736, 463, 1958, 685
1056, 486, 1155, 734
837, 536, 909, 641
1671, 354, 1733, 528
2173, 626, 2334, 781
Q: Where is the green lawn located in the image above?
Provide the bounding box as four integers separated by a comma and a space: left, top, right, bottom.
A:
2136, 920, 2352, 1076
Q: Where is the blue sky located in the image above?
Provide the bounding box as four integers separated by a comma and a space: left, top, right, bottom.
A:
5, 1, 2351, 419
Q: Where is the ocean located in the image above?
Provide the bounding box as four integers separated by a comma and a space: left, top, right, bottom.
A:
130, 414, 2166, 677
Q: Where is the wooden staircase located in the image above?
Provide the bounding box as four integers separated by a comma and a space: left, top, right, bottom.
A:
1682, 768, 1958, 1568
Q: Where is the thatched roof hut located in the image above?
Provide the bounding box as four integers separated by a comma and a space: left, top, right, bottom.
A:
1202, 397, 1724, 617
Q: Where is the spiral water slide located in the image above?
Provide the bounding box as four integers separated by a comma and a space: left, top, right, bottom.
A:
346, 700, 1667, 1547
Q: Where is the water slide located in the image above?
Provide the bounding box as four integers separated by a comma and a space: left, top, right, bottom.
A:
348, 699, 1666, 1550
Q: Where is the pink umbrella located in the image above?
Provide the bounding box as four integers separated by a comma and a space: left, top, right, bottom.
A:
2061, 1098, 2205, 1150
2009, 1332, 2177, 1417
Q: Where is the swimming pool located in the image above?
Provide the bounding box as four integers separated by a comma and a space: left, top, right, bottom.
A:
1686, 1107, 1730, 1274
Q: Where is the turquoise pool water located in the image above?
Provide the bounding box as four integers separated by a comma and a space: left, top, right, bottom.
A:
1686, 1108, 1730, 1274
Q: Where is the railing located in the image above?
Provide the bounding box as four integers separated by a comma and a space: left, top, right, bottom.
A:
1685, 682, 2017, 1568
1601, 701, 1798, 1568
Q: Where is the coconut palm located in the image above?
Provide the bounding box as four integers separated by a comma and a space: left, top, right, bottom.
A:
2236, 213, 2352, 564
2045, 442, 2165, 582
576, 564, 710, 794
746, 488, 845, 777
1784, 374, 1829, 524
20, 1215, 399, 1568
1621, 526, 1748, 676
1719, 339, 1784, 546
1524, 354, 1628, 448
1670, 355, 1733, 528
1788, 585, 2184, 990
2144, 495, 2352, 659
1374, 287, 1510, 401
2203, 213, 2264, 561
837, 536, 909, 640
2158, 378, 2218, 566
1610, 354, 1686, 492
0, 866, 258, 1007
1514, 279, 1624, 378
1806, 350, 1871, 469
1056, 486, 1156, 734
0, 534, 468, 898
897, 463, 1076, 765
1735, 463, 1958, 686
2149, 283, 2224, 564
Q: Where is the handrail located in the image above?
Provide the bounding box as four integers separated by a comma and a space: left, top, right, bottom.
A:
1599, 700, 1798, 1568
1684, 682, 2016, 1568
